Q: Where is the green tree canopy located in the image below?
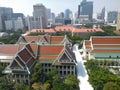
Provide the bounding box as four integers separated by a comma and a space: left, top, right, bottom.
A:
103, 82, 120, 90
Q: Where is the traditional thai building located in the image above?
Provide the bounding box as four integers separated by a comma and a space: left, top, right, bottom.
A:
0, 44, 24, 65
26, 25, 104, 36
3, 43, 37, 84
82, 36, 120, 59
82, 36, 120, 67
39, 45, 76, 77
1, 35, 76, 84
17, 35, 72, 46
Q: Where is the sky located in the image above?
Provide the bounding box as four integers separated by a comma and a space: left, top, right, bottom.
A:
0, 0, 120, 16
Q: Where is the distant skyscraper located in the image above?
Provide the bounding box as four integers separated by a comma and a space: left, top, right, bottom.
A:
107, 11, 118, 23
101, 7, 105, 21
12, 13, 24, 19
117, 12, 120, 30
47, 9, 51, 20
33, 4, 47, 29
0, 7, 13, 30
65, 9, 72, 19
78, 0, 93, 21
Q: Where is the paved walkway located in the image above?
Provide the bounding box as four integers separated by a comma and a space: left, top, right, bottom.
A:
73, 44, 93, 90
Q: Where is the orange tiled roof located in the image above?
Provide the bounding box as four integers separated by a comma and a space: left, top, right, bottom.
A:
43, 35, 65, 44
93, 45, 120, 48
26, 44, 37, 53
0, 45, 20, 54
27, 26, 104, 35
38, 45, 64, 63
73, 28, 104, 33
85, 41, 91, 49
23, 36, 40, 43
91, 50, 120, 53
30, 29, 56, 33
51, 36, 64, 44
92, 38, 120, 44
39, 45, 64, 55
85, 41, 91, 45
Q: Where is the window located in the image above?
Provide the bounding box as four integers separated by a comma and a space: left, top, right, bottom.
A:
117, 56, 119, 58
109, 56, 111, 58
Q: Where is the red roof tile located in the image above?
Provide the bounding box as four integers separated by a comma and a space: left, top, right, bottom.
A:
51, 36, 64, 41
27, 44, 37, 53
39, 45, 64, 55
85, 41, 91, 49
92, 38, 120, 44
85, 41, 91, 45
26, 26, 104, 35
23, 36, 40, 43
91, 50, 120, 53
93, 45, 120, 48
0, 45, 19, 54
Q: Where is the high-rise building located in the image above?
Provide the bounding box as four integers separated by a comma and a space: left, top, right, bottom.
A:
33, 4, 47, 29
117, 12, 120, 30
0, 7, 13, 30
101, 7, 105, 21
64, 9, 72, 19
47, 9, 51, 20
78, 0, 93, 21
5, 17, 24, 31
107, 11, 118, 24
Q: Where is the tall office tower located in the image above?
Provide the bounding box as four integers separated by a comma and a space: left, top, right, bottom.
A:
47, 9, 51, 20
64, 9, 72, 19
51, 12, 55, 24
116, 12, 120, 30
78, 0, 93, 21
107, 11, 118, 24
101, 7, 105, 21
33, 4, 47, 29
0, 7, 13, 30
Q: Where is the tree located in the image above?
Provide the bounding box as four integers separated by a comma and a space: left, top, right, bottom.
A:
52, 74, 62, 86
31, 63, 44, 83
14, 82, 30, 90
84, 23, 93, 28
51, 83, 69, 90
85, 60, 120, 90
103, 82, 120, 90
0, 76, 13, 90
47, 69, 58, 77
65, 75, 79, 90
101, 26, 116, 36
32, 82, 43, 90
43, 83, 51, 90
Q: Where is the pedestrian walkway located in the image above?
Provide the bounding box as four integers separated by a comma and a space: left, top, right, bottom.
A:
73, 44, 93, 90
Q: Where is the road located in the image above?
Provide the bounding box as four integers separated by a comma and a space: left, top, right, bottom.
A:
73, 44, 93, 90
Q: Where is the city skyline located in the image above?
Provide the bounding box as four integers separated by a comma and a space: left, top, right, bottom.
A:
0, 0, 120, 16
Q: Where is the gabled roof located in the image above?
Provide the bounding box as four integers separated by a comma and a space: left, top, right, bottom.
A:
5, 43, 37, 74
23, 36, 40, 43
17, 35, 67, 45
38, 45, 75, 65
84, 40, 92, 49
17, 36, 42, 44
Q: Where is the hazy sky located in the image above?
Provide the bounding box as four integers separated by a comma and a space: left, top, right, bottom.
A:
0, 0, 120, 16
